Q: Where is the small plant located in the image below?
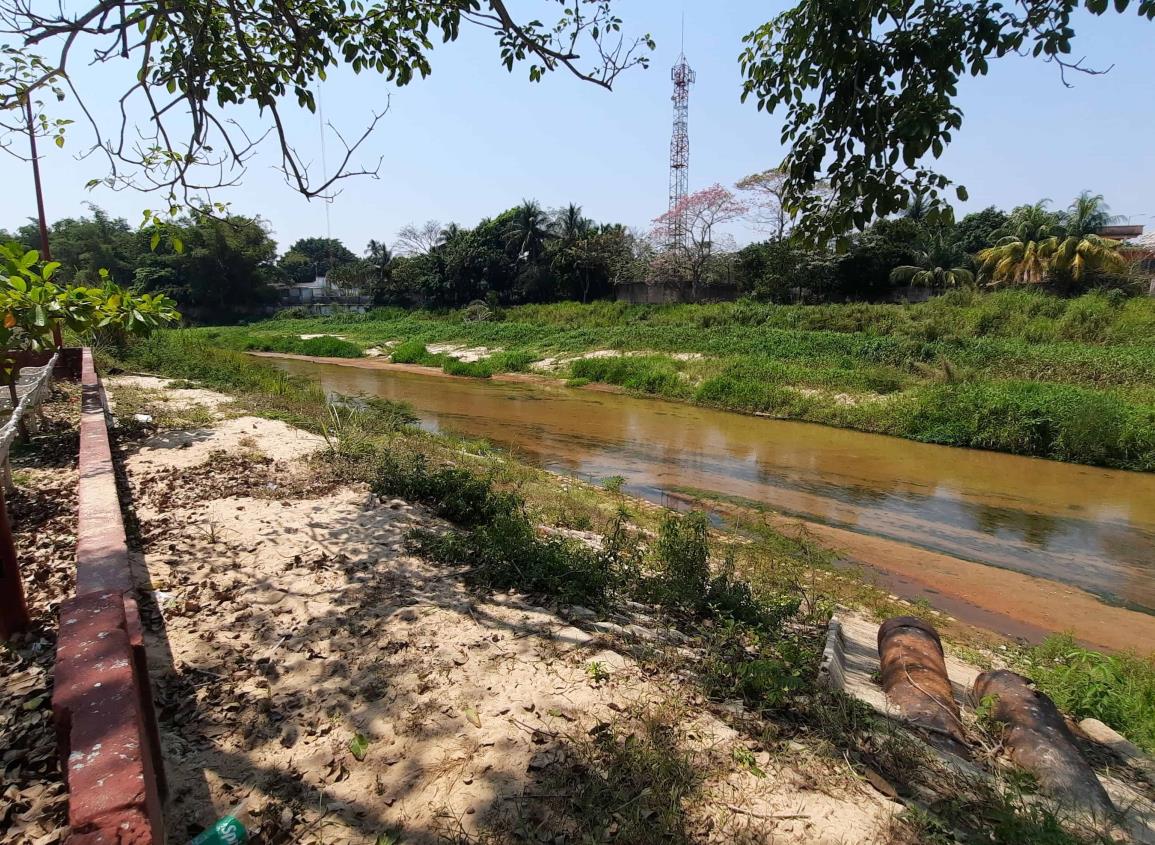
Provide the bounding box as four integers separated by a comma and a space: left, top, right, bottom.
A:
585, 660, 610, 684
730, 746, 766, 778
601, 475, 626, 496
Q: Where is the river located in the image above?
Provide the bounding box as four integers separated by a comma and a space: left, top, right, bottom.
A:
264, 355, 1155, 649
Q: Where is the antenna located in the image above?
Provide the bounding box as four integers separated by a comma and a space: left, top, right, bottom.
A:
667, 40, 695, 251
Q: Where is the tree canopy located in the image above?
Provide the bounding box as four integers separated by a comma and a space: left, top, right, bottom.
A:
1, 2, 652, 207
739, 0, 1154, 244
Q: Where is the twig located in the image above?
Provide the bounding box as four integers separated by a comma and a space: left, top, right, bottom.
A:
726, 805, 810, 822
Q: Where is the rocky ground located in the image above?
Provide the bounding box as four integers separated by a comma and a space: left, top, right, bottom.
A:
107, 375, 906, 845
1, 385, 80, 845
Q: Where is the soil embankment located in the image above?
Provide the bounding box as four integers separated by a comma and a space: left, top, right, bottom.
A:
107, 376, 903, 845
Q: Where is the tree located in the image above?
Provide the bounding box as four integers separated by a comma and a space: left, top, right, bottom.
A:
954, 207, 1009, 255
735, 169, 791, 240
1059, 191, 1122, 237
835, 217, 924, 299
890, 231, 975, 289
998, 201, 1060, 243
651, 185, 748, 286
394, 221, 443, 257
1, 3, 652, 206
277, 237, 357, 285
739, 0, 1153, 244
977, 195, 1127, 289
554, 203, 593, 243
135, 215, 281, 318
506, 200, 555, 263
735, 240, 837, 303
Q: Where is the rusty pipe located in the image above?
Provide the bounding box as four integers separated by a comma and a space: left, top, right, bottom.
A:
972, 670, 1115, 818
877, 616, 968, 756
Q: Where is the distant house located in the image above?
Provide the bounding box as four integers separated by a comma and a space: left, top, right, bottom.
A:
281, 275, 365, 305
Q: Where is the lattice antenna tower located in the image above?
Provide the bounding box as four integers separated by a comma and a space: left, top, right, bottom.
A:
667, 19, 695, 251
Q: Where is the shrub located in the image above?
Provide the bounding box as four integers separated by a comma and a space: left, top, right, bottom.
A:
413, 511, 614, 608
649, 510, 711, 607
898, 381, 1155, 470
570, 355, 687, 397
1020, 634, 1155, 754
243, 333, 362, 357
373, 450, 510, 527
442, 357, 493, 378
390, 340, 441, 366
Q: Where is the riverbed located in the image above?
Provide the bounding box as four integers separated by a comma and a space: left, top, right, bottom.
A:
262, 354, 1155, 651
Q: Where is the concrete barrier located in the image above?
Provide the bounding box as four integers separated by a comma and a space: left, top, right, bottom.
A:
52, 349, 165, 844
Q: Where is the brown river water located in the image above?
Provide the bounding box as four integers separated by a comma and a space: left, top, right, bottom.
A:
265, 355, 1155, 650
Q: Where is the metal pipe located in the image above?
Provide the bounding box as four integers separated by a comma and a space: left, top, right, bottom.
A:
972, 670, 1115, 818
877, 616, 969, 756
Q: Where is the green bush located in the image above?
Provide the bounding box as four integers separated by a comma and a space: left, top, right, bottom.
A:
442, 357, 493, 378
899, 381, 1155, 470
1021, 634, 1155, 754
373, 451, 509, 527
650, 510, 711, 605
413, 511, 614, 608
390, 340, 441, 366
243, 333, 363, 357
570, 355, 687, 397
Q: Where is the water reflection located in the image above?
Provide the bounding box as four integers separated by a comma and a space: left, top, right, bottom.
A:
269, 358, 1155, 613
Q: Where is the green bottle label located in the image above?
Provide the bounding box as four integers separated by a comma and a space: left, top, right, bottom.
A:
190, 816, 248, 845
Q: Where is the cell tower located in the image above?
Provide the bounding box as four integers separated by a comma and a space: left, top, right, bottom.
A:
667, 49, 695, 251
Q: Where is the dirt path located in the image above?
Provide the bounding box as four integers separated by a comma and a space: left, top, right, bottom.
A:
107, 376, 903, 845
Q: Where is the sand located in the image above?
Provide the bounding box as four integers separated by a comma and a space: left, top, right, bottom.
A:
105, 376, 902, 845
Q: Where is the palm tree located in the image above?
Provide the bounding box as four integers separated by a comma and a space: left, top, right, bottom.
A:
365, 239, 391, 264
554, 203, 592, 243
1047, 232, 1128, 284
903, 192, 931, 222
978, 195, 1126, 287
437, 223, 463, 248
890, 231, 974, 288
995, 200, 1058, 243
1059, 191, 1122, 237
976, 238, 1054, 285
505, 199, 553, 262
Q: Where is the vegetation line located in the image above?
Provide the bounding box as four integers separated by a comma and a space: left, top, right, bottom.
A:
191, 288, 1155, 471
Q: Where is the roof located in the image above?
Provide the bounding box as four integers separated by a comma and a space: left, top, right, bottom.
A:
1125, 231, 1155, 250
1098, 224, 1144, 239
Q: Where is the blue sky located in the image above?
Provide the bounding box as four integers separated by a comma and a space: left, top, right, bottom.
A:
3, 1, 1153, 254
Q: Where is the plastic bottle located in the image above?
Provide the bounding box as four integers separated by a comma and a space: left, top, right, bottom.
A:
189, 799, 249, 845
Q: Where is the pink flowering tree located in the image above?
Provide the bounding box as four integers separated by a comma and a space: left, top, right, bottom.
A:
650, 184, 748, 285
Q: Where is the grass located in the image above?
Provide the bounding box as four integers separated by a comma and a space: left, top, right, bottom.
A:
112, 329, 1139, 843
243, 333, 363, 358
182, 289, 1155, 470
1018, 634, 1155, 754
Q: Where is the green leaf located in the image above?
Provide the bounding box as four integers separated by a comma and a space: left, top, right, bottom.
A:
462, 705, 481, 728
171, 236, 184, 254
150, 232, 161, 251
349, 733, 370, 761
